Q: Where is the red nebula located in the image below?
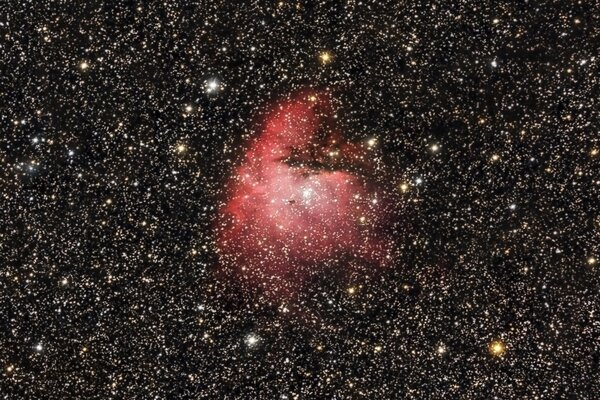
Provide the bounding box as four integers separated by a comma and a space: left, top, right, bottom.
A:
216, 92, 397, 297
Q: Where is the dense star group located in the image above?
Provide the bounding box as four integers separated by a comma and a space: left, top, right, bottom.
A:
1, 1, 599, 399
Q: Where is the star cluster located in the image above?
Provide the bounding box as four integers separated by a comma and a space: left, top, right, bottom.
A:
1, 1, 599, 399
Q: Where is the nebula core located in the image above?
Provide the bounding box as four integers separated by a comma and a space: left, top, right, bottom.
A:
216, 93, 397, 295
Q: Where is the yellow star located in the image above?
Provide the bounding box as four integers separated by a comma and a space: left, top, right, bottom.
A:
488, 339, 506, 357
319, 51, 332, 64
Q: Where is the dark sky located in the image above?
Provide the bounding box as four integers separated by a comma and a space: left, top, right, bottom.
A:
1, 1, 599, 398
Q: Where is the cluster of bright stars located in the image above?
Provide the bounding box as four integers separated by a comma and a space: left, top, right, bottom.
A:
66, 40, 592, 378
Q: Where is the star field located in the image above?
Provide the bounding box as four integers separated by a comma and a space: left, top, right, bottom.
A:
1, 1, 599, 399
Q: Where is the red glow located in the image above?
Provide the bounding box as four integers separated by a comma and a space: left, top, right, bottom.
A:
216, 93, 396, 296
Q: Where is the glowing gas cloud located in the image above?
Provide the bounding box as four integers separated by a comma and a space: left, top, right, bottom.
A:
216, 92, 398, 296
